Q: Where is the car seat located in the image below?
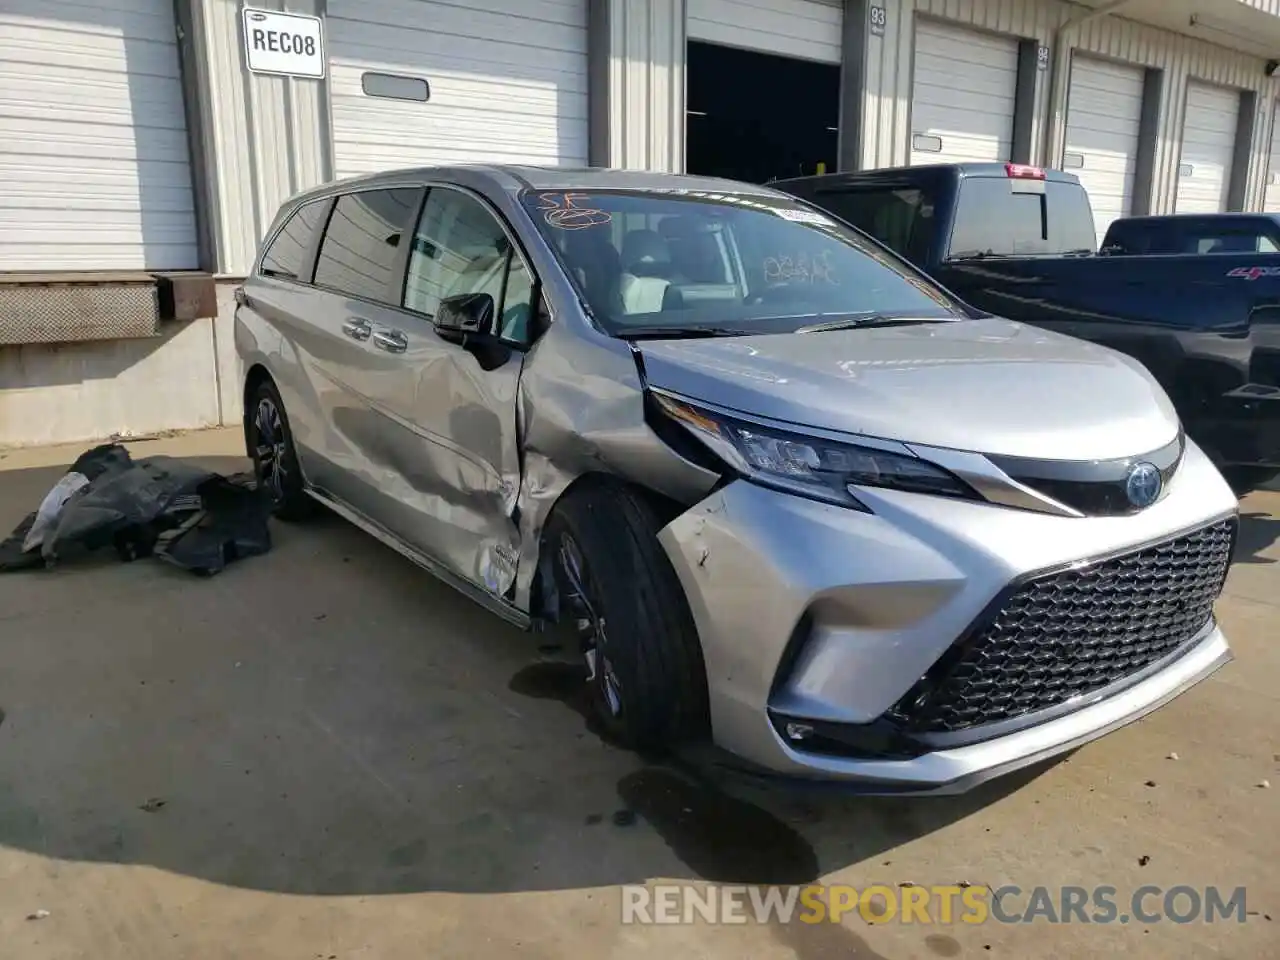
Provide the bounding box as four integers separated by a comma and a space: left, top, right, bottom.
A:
619, 229, 673, 314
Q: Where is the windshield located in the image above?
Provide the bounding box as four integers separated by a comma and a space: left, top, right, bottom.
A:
519, 188, 965, 336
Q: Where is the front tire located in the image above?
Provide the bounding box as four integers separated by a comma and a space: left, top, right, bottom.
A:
247, 378, 313, 521
545, 482, 710, 752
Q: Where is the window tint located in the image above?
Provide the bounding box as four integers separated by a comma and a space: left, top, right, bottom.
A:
404, 187, 533, 343
808, 188, 934, 263
260, 199, 327, 280
1186, 230, 1276, 254
948, 178, 1097, 257
313, 188, 420, 302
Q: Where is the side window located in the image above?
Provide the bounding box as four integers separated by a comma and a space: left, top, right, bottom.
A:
1188, 230, 1267, 254
313, 188, 421, 303
498, 254, 535, 343
260, 200, 328, 280
404, 188, 535, 343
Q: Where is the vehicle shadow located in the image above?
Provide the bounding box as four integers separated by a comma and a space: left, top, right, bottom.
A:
0, 468, 1049, 901
1234, 510, 1280, 565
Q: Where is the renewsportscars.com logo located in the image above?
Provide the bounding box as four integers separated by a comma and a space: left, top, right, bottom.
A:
620, 883, 1253, 926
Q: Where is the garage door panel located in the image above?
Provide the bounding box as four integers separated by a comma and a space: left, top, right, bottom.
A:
912, 83, 1018, 121
331, 104, 585, 160
1066, 56, 1144, 245
334, 11, 585, 77
329, 0, 588, 178
1176, 82, 1239, 214
0, 73, 187, 127
0, 0, 197, 270
911, 19, 1018, 166
0, 211, 198, 271
688, 0, 842, 63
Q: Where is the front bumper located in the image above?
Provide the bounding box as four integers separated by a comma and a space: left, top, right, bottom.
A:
657, 440, 1238, 793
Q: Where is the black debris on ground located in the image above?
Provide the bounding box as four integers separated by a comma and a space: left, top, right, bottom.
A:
0, 443, 271, 577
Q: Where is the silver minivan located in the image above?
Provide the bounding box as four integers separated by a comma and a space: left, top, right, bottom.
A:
235, 166, 1238, 794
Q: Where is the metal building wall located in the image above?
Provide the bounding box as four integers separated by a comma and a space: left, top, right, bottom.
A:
595, 0, 686, 172
182, 0, 332, 277
1051, 11, 1273, 214
860, 0, 1059, 170
862, 0, 1275, 213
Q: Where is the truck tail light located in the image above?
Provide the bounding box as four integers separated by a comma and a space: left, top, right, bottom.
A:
1005, 163, 1046, 180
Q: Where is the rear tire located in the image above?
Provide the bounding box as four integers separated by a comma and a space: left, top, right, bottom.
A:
545, 482, 710, 752
246, 377, 314, 521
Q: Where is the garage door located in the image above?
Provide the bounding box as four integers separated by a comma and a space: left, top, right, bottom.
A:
1265, 101, 1280, 213
0, 0, 197, 271
1175, 82, 1239, 213
687, 0, 842, 63
910, 19, 1019, 166
328, 0, 588, 179
1064, 56, 1145, 245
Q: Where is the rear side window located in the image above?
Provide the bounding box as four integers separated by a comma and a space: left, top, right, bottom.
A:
948, 178, 1097, 257
313, 188, 422, 303
808, 187, 934, 263
1186, 229, 1279, 254
260, 200, 328, 280
1101, 222, 1155, 254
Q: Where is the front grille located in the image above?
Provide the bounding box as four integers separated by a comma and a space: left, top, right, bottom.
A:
890, 518, 1236, 735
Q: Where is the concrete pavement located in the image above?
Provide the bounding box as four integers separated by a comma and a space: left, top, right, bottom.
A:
0, 429, 1275, 959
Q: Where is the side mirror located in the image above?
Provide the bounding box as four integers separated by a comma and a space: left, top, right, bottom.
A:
434, 292, 495, 344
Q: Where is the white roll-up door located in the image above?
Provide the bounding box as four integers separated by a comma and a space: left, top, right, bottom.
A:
1264, 101, 1280, 213
328, 0, 588, 179
909, 19, 1019, 166
1175, 82, 1239, 213
0, 0, 197, 271
687, 0, 842, 63
1064, 57, 1145, 245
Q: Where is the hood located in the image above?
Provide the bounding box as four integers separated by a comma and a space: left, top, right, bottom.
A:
637, 317, 1180, 461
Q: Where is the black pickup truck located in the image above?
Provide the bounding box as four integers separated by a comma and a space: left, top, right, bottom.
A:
1101, 212, 1280, 256
774, 163, 1280, 489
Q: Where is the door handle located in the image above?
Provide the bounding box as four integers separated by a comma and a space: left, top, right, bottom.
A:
342, 318, 372, 341
372, 329, 408, 353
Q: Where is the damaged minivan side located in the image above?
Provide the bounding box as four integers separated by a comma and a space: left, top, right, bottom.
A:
236, 166, 1239, 794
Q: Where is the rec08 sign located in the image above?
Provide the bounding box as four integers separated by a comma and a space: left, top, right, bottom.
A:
242, 7, 326, 79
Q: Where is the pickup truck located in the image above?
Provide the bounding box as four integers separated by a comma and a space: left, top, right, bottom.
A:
773, 163, 1280, 490
1102, 212, 1280, 256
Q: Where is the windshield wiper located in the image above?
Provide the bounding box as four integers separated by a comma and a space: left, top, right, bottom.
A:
615, 325, 753, 341
947, 249, 1001, 261
795, 314, 956, 334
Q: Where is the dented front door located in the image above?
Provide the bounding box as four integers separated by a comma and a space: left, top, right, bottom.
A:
353, 184, 528, 597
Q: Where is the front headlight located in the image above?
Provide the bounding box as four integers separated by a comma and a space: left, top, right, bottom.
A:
654, 393, 980, 509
